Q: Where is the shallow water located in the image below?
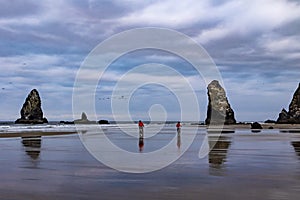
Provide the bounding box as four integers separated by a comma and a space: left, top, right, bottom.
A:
0, 125, 300, 199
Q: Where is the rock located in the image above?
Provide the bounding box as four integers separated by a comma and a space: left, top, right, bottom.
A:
98, 120, 109, 124
74, 112, 96, 124
15, 89, 48, 124
205, 80, 236, 125
251, 122, 262, 133
251, 122, 262, 129
277, 83, 300, 124
277, 109, 290, 123
81, 112, 88, 121
264, 119, 276, 123
59, 121, 74, 124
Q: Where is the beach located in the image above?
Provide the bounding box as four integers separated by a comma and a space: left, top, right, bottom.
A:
0, 124, 300, 199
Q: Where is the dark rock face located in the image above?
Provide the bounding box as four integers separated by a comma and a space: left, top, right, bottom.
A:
205, 80, 236, 125
264, 119, 276, 123
98, 120, 109, 124
15, 89, 48, 124
277, 83, 300, 124
251, 122, 263, 129
59, 121, 74, 124
251, 122, 262, 132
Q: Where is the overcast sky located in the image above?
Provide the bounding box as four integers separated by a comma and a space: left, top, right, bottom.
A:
0, 0, 300, 122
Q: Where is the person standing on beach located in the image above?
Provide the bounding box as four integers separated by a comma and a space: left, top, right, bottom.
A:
138, 120, 144, 138
176, 122, 181, 147
176, 121, 181, 130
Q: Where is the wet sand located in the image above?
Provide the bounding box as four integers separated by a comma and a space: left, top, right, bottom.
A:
1, 127, 300, 199
0, 131, 76, 138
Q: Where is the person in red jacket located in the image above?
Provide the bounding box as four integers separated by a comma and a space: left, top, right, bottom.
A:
176, 121, 181, 129
176, 121, 181, 134
138, 120, 144, 138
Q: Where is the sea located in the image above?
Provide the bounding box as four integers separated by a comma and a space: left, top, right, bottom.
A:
0, 122, 300, 199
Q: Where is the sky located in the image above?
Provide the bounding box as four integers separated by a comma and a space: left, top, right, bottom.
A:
0, 0, 300, 122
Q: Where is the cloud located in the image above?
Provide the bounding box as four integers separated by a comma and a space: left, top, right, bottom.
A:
0, 0, 300, 121
195, 0, 300, 43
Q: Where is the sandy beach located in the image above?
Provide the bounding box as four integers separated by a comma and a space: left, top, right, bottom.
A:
1, 124, 300, 200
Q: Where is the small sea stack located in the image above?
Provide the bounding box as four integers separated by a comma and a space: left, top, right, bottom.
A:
15, 89, 48, 124
74, 112, 96, 124
205, 80, 236, 125
251, 122, 262, 133
277, 83, 300, 124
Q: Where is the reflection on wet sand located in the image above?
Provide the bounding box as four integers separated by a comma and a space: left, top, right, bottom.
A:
291, 141, 300, 158
208, 136, 231, 169
21, 136, 41, 160
177, 128, 181, 149
139, 138, 144, 152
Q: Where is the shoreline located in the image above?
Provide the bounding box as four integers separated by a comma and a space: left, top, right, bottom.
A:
1, 123, 300, 139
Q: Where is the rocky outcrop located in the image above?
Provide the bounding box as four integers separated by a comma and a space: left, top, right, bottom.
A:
251, 122, 262, 133
15, 89, 48, 124
277, 83, 300, 124
74, 112, 96, 124
205, 80, 236, 125
98, 120, 109, 124
251, 122, 263, 129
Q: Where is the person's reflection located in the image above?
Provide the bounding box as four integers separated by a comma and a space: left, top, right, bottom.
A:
139, 138, 144, 152
177, 128, 181, 149
291, 141, 300, 158
21, 136, 41, 160
176, 122, 182, 149
208, 136, 231, 169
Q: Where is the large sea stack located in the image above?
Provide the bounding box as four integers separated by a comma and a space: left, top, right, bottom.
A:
277, 83, 300, 124
205, 80, 236, 125
15, 89, 48, 124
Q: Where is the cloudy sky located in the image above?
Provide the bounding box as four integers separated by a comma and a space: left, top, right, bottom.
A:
0, 0, 300, 122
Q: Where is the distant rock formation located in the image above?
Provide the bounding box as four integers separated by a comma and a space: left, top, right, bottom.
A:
251, 122, 262, 129
74, 112, 96, 124
205, 80, 236, 125
251, 122, 262, 133
277, 83, 300, 124
61, 113, 109, 124
98, 120, 109, 124
59, 121, 74, 124
15, 89, 48, 124
264, 119, 276, 123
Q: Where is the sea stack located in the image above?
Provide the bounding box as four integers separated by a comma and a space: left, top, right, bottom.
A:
15, 89, 48, 124
277, 83, 300, 124
74, 112, 95, 124
205, 80, 236, 125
